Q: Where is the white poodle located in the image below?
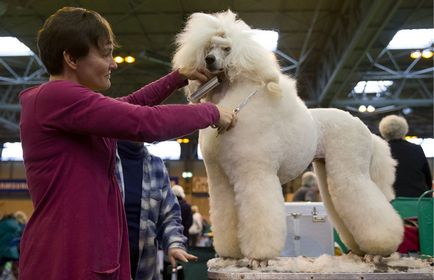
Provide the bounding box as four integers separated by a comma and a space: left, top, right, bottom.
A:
172, 10, 404, 268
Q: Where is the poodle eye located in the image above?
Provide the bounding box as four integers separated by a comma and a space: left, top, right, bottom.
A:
223, 47, 231, 52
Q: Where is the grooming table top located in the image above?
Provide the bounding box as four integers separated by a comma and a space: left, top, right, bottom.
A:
208, 271, 433, 280
207, 254, 433, 280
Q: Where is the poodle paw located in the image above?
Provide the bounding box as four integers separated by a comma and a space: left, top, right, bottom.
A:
363, 254, 383, 264
248, 259, 268, 269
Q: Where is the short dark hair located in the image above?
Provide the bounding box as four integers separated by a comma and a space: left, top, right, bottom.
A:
37, 7, 118, 75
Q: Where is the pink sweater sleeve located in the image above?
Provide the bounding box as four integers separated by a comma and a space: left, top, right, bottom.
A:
30, 80, 219, 142
117, 70, 188, 106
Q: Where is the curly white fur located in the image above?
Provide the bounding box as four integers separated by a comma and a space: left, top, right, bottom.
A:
173, 10, 404, 264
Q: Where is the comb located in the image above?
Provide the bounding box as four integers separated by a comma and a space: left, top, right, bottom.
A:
188, 76, 220, 102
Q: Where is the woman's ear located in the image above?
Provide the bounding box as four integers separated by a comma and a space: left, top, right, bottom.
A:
63, 51, 78, 70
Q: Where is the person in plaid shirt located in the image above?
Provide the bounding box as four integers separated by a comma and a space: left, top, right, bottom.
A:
116, 140, 197, 280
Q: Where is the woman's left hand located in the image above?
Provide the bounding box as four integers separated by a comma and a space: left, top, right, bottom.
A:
178, 68, 211, 83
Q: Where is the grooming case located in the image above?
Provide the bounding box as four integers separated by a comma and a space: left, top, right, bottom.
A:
281, 202, 334, 257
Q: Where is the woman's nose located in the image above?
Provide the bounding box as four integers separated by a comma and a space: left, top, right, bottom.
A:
110, 60, 118, 70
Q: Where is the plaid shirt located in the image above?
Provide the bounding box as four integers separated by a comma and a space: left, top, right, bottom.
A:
115, 147, 187, 280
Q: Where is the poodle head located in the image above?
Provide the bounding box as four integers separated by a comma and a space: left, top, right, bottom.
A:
172, 10, 281, 93
204, 35, 232, 74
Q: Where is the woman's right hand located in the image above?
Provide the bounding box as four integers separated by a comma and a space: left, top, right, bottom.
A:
214, 106, 237, 134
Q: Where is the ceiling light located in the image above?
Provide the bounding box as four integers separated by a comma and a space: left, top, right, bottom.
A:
124, 56, 135, 63
182, 171, 193, 178
114, 56, 124, 63
387, 29, 434, 50
366, 105, 375, 113
358, 105, 367, 112
410, 50, 422, 59
176, 138, 190, 144
353, 80, 393, 94
252, 30, 279, 51
0, 37, 34, 56
421, 49, 433, 59
402, 107, 412, 115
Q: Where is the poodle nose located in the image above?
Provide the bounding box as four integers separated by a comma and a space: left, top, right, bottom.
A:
205, 55, 216, 65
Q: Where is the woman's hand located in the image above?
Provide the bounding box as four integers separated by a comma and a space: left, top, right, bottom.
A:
178, 67, 211, 83
215, 106, 237, 134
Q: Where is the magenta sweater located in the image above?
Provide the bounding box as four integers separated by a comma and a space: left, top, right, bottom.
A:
18, 71, 218, 280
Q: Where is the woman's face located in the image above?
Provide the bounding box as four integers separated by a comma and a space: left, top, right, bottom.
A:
75, 43, 117, 91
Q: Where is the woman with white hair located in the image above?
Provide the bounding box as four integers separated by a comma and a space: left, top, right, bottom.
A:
379, 115, 432, 197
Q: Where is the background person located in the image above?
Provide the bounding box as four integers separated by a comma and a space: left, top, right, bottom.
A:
13, 211, 28, 229
19, 6, 236, 280
292, 171, 321, 202
116, 140, 195, 280
0, 213, 24, 279
188, 205, 203, 247
171, 185, 193, 242
379, 115, 432, 197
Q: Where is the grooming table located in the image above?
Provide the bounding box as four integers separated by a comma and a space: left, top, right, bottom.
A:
208, 270, 433, 279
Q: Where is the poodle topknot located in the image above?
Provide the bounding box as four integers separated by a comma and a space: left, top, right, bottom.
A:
379, 115, 409, 141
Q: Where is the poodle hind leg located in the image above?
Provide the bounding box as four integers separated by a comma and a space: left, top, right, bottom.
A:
231, 166, 286, 262
206, 162, 243, 259
323, 139, 403, 256
313, 160, 362, 254
311, 109, 403, 256
327, 171, 403, 256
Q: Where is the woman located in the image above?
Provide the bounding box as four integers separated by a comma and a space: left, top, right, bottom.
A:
379, 115, 431, 197
19, 7, 235, 280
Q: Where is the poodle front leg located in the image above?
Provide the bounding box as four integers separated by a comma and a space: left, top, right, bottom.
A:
232, 168, 286, 261
206, 162, 243, 259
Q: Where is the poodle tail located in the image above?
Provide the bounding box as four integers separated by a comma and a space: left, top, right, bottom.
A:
266, 81, 281, 95
370, 134, 397, 201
